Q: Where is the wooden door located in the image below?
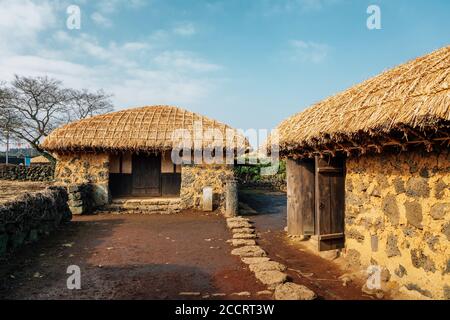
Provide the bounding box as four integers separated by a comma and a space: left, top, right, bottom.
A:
315, 155, 345, 251
132, 154, 161, 196
287, 158, 315, 235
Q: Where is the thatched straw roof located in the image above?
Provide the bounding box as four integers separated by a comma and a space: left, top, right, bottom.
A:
30, 155, 50, 164
42, 105, 247, 153
277, 45, 450, 157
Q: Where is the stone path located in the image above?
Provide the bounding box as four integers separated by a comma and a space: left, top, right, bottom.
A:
225, 216, 317, 300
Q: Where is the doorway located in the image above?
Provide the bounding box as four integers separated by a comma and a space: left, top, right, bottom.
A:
132, 154, 161, 196
109, 152, 181, 198
287, 155, 345, 251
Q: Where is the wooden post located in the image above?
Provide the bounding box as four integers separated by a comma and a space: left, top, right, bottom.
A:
225, 178, 238, 217
203, 187, 213, 211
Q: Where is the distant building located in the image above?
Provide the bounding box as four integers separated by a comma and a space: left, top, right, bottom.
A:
0, 156, 24, 165
42, 105, 246, 213
30, 155, 51, 166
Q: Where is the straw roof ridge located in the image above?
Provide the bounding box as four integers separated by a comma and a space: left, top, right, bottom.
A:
277, 45, 450, 154
30, 155, 51, 163
42, 105, 246, 152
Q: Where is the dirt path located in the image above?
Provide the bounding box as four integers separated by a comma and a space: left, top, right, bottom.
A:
0, 211, 268, 300
239, 189, 374, 300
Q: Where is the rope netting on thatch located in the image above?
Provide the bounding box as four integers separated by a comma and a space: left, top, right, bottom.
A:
276, 45, 450, 157
42, 105, 246, 153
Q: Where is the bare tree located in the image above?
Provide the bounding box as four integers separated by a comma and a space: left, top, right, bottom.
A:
0, 86, 21, 164
0, 76, 72, 164
0, 108, 22, 164
0, 75, 114, 164
69, 88, 113, 120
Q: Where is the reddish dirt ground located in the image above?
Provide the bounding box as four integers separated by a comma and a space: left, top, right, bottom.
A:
239, 189, 375, 300
1, 188, 382, 300
0, 211, 268, 300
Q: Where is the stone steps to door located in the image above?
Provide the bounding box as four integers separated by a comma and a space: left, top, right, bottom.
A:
99, 197, 182, 214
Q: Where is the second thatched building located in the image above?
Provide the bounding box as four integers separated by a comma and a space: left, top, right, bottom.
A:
275, 46, 450, 299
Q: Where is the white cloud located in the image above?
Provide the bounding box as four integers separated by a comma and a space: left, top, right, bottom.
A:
289, 40, 330, 63
0, 0, 222, 111
261, 0, 340, 15
173, 22, 196, 37
96, 0, 148, 14
0, 0, 56, 52
0, 2, 222, 110
91, 12, 113, 28
154, 51, 222, 73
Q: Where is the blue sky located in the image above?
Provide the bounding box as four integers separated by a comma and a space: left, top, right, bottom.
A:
0, 0, 449, 132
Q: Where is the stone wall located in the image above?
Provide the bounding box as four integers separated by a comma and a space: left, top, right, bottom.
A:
0, 186, 72, 256
345, 150, 450, 299
238, 175, 287, 192
180, 164, 236, 213
0, 164, 54, 181
54, 153, 109, 207
67, 184, 95, 215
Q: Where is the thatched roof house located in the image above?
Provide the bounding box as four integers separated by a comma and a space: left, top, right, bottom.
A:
277, 46, 449, 299
43, 105, 245, 214
30, 155, 51, 165
277, 45, 450, 158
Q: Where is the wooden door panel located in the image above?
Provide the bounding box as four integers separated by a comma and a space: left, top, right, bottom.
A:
287, 159, 315, 236
161, 173, 181, 196
315, 156, 345, 251
132, 154, 161, 196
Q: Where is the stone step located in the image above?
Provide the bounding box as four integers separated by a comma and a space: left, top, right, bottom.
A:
100, 197, 182, 214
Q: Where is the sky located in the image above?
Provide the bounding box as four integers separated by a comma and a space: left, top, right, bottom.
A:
0, 0, 449, 134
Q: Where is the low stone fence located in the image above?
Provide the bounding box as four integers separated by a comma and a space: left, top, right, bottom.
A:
0, 186, 72, 257
0, 164, 54, 181
238, 176, 287, 192
67, 183, 95, 215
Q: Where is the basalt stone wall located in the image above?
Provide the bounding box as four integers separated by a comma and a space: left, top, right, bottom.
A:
344, 150, 450, 299
238, 175, 287, 192
0, 164, 54, 181
0, 186, 72, 257
54, 153, 109, 207
67, 184, 95, 215
180, 164, 236, 213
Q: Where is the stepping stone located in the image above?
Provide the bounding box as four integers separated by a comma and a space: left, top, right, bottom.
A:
233, 233, 256, 239
228, 239, 257, 247
179, 292, 201, 296
226, 217, 250, 223
231, 227, 254, 234
211, 293, 226, 297
254, 271, 288, 289
227, 221, 253, 229
249, 261, 287, 273
274, 282, 316, 300
241, 257, 271, 265
231, 245, 267, 257
231, 291, 251, 296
